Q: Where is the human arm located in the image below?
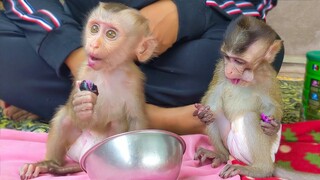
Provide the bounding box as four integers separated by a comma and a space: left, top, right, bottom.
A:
67, 0, 213, 50
64, 47, 86, 77
146, 104, 206, 135
140, 0, 219, 54
2, 0, 83, 77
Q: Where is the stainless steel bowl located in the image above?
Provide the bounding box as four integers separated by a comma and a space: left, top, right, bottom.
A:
80, 129, 186, 180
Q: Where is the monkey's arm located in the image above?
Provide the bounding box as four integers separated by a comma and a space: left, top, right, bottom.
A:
194, 61, 230, 166
259, 80, 283, 135
201, 61, 225, 108
193, 111, 230, 168
260, 93, 283, 121
126, 101, 148, 131
72, 90, 98, 126
71, 80, 98, 128
125, 80, 148, 130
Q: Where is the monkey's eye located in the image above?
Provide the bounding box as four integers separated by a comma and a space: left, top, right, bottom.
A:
106, 29, 117, 39
234, 59, 245, 65
90, 24, 99, 33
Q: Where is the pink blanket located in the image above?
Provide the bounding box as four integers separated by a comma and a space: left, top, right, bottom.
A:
0, 129, 240, 180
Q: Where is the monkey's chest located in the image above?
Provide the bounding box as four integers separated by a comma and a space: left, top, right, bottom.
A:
95, 87, 130, 124
95, 78, 133, 111
222, 89, 262, 116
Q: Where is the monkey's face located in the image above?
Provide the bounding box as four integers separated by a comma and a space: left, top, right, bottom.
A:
222, 40, 270, 86
222, 53, 252, 86
84, 18, 139, 71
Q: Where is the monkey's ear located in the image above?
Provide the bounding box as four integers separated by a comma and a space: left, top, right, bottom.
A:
136, 37, 158, 62
265, 40, 283, 63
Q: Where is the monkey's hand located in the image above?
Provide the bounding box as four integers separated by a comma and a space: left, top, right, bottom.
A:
73, 82, 98, 122
193, 103, 215, 125
20, 162, 49, 179
194, 147, 228, 168
260, 115, 281, 136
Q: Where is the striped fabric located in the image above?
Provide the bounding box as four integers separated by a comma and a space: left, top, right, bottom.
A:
6, 0, 61, 31
206, 0, 277, 20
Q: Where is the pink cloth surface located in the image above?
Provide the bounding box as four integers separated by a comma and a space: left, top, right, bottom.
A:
0, 129, 240, 180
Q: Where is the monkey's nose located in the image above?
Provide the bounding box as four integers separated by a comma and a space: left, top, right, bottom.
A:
90, 39, 102, 48
90, 43, 100, 49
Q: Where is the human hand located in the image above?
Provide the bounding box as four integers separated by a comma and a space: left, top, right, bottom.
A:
193, 103, 215, 125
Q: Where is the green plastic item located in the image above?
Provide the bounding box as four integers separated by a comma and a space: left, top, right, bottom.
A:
302, 51, 320, 120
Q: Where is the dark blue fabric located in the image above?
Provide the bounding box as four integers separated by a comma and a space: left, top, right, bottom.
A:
0, 11, 72, 121
0, 0, 284, 122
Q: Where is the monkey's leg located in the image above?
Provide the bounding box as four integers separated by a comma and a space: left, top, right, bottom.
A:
219, 113, 275, 179
20, 109, 82, 179
45, 112, 83, 175
195, 122, 230, 168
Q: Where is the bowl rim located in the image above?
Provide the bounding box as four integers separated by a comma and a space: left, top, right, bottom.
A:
79, 129, 186, 171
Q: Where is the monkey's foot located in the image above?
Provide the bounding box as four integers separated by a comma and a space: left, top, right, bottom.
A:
219, 164, 242, 179
194, 147, 227, 168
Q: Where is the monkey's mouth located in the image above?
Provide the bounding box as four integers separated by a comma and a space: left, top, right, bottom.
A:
89, 55, 102, 61
230, 79, 240, 85
88, 55, 102, 67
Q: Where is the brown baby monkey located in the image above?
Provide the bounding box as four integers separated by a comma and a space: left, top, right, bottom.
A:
193, 16, 320, 180
20, 2, 157, 179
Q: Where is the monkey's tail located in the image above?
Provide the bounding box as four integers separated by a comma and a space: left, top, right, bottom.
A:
274, 166, 320, 180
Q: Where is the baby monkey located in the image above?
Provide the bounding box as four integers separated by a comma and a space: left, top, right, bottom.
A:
20, 3, 157, 179
193, 16, 319, 179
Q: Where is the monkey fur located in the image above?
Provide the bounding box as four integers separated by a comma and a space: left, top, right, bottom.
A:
194, 15, 320, 180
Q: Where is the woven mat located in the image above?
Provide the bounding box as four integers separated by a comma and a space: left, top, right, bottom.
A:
277, 77, 304, 124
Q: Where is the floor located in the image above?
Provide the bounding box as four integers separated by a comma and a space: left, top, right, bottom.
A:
268, 1, 320, 57
278, 55, 306, 80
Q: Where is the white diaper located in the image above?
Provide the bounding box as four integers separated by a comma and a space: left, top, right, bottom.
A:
67, 131, 106, 162
227, 124, 281, 165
